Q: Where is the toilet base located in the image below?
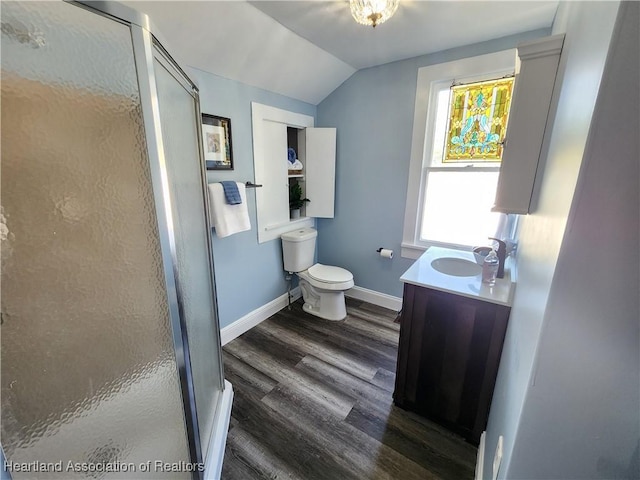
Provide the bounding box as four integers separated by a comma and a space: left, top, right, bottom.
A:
299, 278, 348, 321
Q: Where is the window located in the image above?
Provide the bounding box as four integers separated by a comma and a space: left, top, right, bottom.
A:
402, 50, 518, 258
421, 78, 513, 248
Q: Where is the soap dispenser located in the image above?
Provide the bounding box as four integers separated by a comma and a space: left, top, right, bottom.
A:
482, 249, 499, 286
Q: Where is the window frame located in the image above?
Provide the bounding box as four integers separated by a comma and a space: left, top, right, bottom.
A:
401, 49, 517, 259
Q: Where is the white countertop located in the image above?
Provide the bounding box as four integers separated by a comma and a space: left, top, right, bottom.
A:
400, 246, 516, 307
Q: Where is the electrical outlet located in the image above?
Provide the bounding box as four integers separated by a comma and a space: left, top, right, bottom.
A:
492, 435, 504, 480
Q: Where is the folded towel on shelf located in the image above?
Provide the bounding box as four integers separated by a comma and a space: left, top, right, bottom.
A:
288, 159, 303, 171
220, 181, 242, 205
207, 182, 251, 238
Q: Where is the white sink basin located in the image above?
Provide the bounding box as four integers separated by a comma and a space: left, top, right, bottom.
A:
431, 257, 482, 277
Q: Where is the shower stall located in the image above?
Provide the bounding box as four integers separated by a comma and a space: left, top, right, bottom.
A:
1, 1, 231, 478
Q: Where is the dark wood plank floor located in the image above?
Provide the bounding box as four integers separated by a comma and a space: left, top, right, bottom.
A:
221, 298, 477, 480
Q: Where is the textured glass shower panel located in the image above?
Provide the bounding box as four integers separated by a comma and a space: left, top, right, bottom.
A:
1, 2, 191, 478
153, 54, 224, 454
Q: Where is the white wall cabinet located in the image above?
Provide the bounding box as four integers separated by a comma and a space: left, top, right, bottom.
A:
493, 34, 565, 214
251, 102, 336, 243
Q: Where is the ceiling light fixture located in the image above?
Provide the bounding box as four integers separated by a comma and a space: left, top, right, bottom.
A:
349, 0, 399, 28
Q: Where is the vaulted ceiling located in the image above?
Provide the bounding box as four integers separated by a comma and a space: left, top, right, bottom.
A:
124, 1, 559, 105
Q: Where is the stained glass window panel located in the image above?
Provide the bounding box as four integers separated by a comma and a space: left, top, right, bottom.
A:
444, 77, 514, 162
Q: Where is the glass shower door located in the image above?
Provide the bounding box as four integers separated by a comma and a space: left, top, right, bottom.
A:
0, 2, 218, 478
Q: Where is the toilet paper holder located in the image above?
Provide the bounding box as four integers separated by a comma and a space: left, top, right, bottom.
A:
376, 247, 394, 259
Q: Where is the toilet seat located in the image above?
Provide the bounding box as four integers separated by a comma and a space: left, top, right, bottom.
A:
307, 264, 353, 284
298, 265, 354, 291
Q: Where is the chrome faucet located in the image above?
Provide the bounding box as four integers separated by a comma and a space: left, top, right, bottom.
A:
489, 237, 506, 279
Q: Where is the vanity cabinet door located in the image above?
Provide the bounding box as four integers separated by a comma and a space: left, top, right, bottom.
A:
394, 283, 510, 444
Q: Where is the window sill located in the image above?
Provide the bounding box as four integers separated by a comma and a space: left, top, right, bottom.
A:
401, 243, 427, 259
401, 241, 478, 259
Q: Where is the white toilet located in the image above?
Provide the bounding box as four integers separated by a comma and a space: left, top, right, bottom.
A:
281, 228, 354, 321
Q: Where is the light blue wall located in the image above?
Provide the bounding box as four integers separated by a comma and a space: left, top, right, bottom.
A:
315, 28, 550, 299
186, 66, 315, 329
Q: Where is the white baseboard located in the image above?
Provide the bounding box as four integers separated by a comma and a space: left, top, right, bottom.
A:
220, 287, 301, 346
220, 285, 400, 346
204, 380, 234, 480
345, 285, 403, 312
475, 431, 486, 480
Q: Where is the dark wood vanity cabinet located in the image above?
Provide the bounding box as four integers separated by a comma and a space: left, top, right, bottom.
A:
393, 283, 510, 445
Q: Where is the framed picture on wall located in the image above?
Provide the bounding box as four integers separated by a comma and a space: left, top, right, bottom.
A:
202, 114, 234, 170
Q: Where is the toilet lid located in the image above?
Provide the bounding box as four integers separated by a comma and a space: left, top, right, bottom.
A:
308, 264, 353, 284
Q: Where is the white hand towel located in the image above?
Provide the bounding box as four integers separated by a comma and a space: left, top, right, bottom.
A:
288, 159, 303, 170
208, 182, 251, 238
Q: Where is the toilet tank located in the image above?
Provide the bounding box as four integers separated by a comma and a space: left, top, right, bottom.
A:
281, 228, 317, 272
